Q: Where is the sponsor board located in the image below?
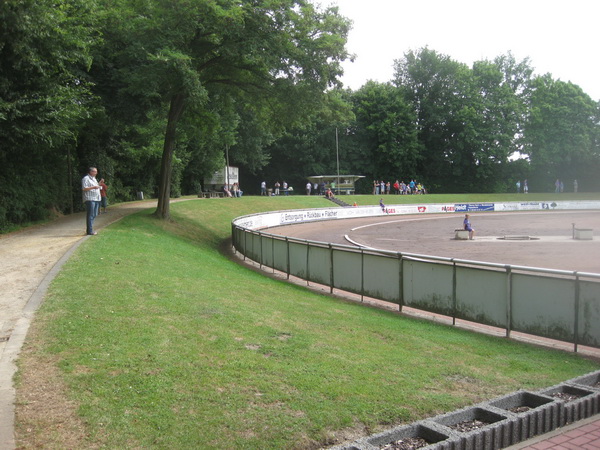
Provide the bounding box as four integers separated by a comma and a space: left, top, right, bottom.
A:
454, 203, 495, 212
280, 209, 339, 224
233, 201, 600, 231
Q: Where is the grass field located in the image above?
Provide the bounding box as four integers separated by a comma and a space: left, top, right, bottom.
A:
16, 194, 600, 449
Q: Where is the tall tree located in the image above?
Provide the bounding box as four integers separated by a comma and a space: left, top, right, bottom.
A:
393, 48, 473, 191
524, 75, 600, 190
92, 0, 350, 219
0, 0, 95, 228
348, 81, 421, 182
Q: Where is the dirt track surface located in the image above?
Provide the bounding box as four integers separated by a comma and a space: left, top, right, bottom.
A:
269, 210, 600, 273
0, 200, 158, 448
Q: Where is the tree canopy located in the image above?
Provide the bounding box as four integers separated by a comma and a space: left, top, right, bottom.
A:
2, 0, 600, 230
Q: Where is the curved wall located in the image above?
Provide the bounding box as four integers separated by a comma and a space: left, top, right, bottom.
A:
231, 201, 600, 350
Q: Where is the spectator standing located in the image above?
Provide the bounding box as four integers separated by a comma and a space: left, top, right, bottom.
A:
99, 178, 108, 213
516, 180, 521, 193
523, 180, 528, 194
82, 167, 101, 235
385, 181, 391, 194
574, 179, 578, 193
274, 181, 280, 195
260, 181, 267, 195
283, 181, 288, 195
306, 182, 312, 195
560, 180, 564, 193
555, 179, 560, 193
393, 180, 400, 194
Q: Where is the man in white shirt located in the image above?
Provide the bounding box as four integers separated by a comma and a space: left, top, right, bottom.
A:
82, 167, 101, 235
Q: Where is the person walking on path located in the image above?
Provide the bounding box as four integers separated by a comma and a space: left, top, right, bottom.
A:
99, 178, 108, 213
463, 214, 475, 240
82, 167, 101, 235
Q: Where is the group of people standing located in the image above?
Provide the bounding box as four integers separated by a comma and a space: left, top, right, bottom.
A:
555, 179, 578, 193
81, 167, 108, 236
516, 179, 579, 194
515, 179, 529, 193
260, 180, 293, 196
374, 179, 426, 195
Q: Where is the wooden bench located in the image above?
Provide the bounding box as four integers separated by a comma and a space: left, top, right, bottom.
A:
454, 229, 469, 240
199, 191, 225, 198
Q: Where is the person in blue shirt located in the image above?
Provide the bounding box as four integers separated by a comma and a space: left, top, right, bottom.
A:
379, 198, 387, 213
463, 214, 475, 240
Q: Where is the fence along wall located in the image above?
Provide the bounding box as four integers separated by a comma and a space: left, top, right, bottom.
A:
231, 201, 600, 351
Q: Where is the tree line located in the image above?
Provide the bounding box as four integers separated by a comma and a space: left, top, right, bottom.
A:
1, 0, 599, 230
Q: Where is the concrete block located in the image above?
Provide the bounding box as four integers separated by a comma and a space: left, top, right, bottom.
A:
565, 369, 600, 391
486, 390, 560, 440
574, 228, 593, 240
455, 229, 469, 240
538, 383, 599, 426
430, 406, 511, 450
364, 422, 455, 449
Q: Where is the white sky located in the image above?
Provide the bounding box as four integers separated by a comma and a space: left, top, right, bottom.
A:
332, 0, 600, 101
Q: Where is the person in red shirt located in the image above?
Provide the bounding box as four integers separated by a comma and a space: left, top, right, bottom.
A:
99, 178, 108, 213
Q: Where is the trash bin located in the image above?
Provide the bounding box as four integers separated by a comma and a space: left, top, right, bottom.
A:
267, 188, 273, 196
136, 191, 144, 200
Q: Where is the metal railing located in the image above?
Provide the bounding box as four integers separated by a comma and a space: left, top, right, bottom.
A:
231, 206, 600, 351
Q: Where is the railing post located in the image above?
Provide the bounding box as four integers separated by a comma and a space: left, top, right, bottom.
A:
574, 273, 580, 352
259, 231, 263, 269
232, 224, 236, 254
306, 241, 310, 286
452, 259, 457, 326
329, 243, 334, 294
506, 265, 512, 338
398, 253, 403, 312
243, 227, 247, 261
272, 235, 275, 274
286, 237, 290, 280
360, 248, 364, 302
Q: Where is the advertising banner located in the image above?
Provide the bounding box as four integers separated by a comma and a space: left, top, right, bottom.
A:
233, 201, 600, 231
454, 203, 495, 212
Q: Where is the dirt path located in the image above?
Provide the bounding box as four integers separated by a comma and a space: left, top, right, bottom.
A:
0, 200, 158, 449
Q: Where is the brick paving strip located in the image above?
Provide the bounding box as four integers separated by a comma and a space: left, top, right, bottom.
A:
505, 415, 600, 449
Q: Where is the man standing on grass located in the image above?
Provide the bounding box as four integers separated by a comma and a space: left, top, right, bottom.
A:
82, 167, 101, 235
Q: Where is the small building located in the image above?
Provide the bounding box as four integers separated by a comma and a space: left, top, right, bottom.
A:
307, 175, 364, 195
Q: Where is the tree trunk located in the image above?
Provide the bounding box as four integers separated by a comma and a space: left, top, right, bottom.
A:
155, 93, 186, 220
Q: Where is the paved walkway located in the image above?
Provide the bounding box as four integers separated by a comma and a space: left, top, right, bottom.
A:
0, 200, 158, 449
507, 414, 600, 449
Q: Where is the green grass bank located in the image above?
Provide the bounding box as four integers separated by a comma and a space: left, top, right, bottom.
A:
16, 194, 600, 449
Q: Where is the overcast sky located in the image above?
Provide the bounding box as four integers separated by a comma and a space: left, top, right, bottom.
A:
332, 0, 600, 101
